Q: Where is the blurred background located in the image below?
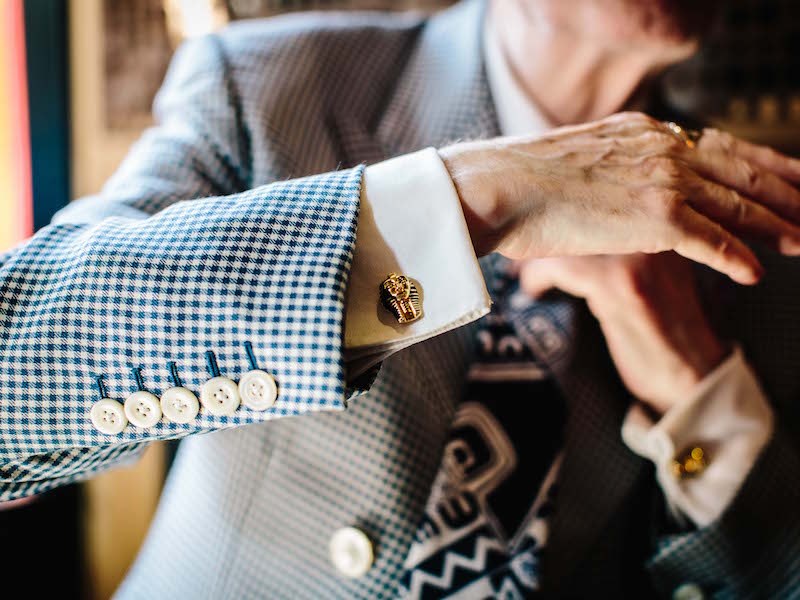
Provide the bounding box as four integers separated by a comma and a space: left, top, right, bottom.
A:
0, 0, 797, 598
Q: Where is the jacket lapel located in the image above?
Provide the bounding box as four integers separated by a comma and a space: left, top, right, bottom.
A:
374, 0, 498, 157
333, 0, 499, 166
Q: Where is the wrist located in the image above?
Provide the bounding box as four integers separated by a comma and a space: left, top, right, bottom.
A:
683, 331, 730, 388
438, 143, 509, 258
651, 337, 731, 416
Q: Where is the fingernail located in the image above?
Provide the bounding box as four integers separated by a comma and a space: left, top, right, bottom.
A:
780, 236, 800, 255
736, 260, 764, 285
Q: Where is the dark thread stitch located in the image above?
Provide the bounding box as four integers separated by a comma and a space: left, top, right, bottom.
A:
206, 351, 221, 378
95, 376, 107, 399
132, 367, 145, 391
244, 341, 258, 370
168, 362, 183, 388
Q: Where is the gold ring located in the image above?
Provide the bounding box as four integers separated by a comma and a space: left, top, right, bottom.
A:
380, 273, 422, 324
663, 121, 702, 149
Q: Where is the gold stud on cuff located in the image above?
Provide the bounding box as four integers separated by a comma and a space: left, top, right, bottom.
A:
379, 273, 422, 324
671, 446, 707, 479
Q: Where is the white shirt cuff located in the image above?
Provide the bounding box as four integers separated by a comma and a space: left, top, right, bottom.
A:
621, 346, 774, 527
343, 148, 491, 377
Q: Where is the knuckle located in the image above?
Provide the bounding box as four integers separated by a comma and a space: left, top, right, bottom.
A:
708, 128, 735, 153
619, 111, 652, 124
655, 129, 687, 154
652, 187, 686, 222
666, 135, 688, 154
639, 126, 685, 152
737, 160, 761, 190
645, 155, 685, 181
642, 129, 670, 145
610, 111, 658, 133
715, 235, 732, 256
733, 193, 750, 224
703, 223, 734, 256
764, 146, 785, 165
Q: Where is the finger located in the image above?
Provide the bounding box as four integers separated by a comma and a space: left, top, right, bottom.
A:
518, 258, 561, 298
684, 173, 800, 255
672, 207, 763, 285
700, 129, 800, 185
519, 257, 598, 299
687, 150, 800, 224
518, 261, 556, 298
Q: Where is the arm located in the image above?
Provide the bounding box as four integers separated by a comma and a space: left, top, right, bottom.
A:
6, 31, 800, 502
0, 34, 366, 500
1, 163, 365, 497
1, 31, 495, 502
517, 252, 793, 596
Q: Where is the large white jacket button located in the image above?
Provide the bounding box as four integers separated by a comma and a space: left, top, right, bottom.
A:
90, 398, 127, 435
329, 526, 373, 578
200, 376, 240, 416
161, 387, 199, 423
673, 583, 705, 600
124, 391, 162, 428
238, 369, 278, 411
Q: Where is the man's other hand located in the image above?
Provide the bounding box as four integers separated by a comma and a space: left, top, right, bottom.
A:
518, 252, 727, 415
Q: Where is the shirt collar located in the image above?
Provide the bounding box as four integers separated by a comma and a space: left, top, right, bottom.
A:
482, 18, 651, 137
482, 16, 554, 137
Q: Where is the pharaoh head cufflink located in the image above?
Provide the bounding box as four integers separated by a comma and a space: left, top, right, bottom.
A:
379, 273, 422, 324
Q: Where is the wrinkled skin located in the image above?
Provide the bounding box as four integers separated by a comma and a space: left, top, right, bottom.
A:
440, 110, 800, 410
441, 112, 800, 285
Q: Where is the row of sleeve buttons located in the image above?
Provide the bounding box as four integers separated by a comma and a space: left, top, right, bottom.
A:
89, 351, 278, 435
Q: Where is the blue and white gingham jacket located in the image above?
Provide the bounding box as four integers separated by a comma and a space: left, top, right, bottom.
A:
3, 1, 800, 597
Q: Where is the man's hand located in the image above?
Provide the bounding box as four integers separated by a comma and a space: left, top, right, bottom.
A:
518, 252, 727, 415
439, 111, 800, 285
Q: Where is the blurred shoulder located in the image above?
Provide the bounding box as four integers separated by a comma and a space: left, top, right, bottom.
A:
154, 10, 429, 174
215, 10, 426, 76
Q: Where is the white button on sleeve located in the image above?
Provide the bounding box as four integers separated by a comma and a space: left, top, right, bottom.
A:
90, 398, 127, 435
124, 391, 162, 428
343, 148, 491, 378
160, 387, 200, 423
329, 526, 374, 578
200, 376, 240, 416
239, 369, 278, 411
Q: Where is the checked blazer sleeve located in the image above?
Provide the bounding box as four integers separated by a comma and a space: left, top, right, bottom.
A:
0, 34, 363, 501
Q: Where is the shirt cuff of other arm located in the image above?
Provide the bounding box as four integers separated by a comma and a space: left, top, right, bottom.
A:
343, 148, 491, 378
621, 346, 775, 527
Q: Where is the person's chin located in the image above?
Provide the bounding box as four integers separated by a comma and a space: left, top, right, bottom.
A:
610, 0, 718, 50
646, 0, 719, 41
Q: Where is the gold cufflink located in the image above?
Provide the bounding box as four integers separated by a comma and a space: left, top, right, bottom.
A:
379, 273, 422, 324
671, 446, 707, 479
